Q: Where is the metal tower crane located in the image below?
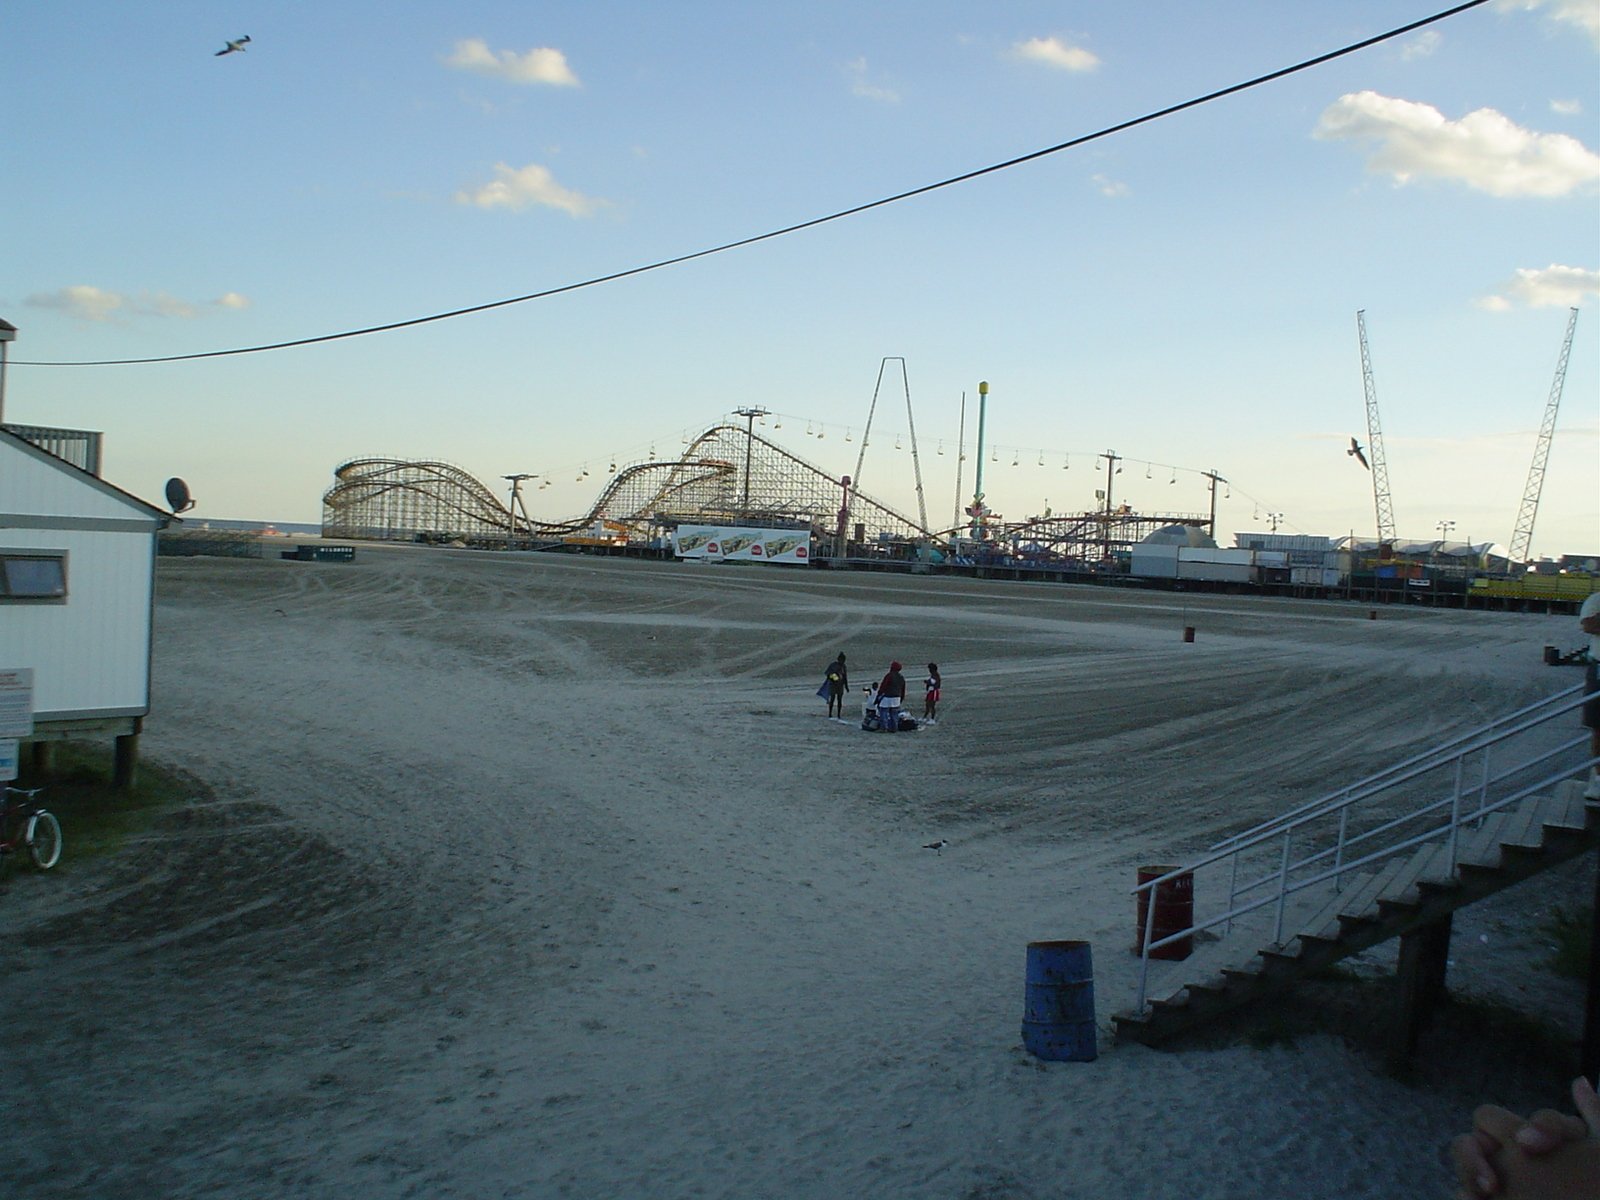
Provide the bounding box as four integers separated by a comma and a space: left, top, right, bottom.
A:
1507, 307, 1580, 570
1355, 310, 1398, 549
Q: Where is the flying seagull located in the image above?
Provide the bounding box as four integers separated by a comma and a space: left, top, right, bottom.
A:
215, 36, 251, 56
923, 839, 948, 855
1347, 437, 1370, 470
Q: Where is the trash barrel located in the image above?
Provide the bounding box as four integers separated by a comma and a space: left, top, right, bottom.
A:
1544, 645, 1559, 665
1135, 866, 1194, 961
1182, 626, 1196, 643
1021, 940, 1097, 1062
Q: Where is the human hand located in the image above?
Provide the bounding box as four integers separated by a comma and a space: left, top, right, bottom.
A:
1450, 1079, 1599, 1199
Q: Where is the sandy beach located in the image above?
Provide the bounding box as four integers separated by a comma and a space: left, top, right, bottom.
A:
3, 546, 1592, 1199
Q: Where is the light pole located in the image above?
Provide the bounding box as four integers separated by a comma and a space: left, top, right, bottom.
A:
1266, 512, 1284, 533
504, 473, 535, 550
734, 406, 769, 520
970, 381, 990, 539
1435, 519, 1455, 570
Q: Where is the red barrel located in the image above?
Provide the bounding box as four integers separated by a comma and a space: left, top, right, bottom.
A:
1135, 865, 1193, 960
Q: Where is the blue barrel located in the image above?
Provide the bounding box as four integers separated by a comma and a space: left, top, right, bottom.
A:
1021, 940, 1097, 1062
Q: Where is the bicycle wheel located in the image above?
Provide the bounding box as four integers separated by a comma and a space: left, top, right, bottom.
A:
26, 811, 61, 870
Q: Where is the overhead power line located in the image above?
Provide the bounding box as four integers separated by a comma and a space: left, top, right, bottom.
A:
18, 0, 1490, 369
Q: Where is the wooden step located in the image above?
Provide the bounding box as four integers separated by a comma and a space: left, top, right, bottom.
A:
1295, 877, 1372, 943
1335, 856, 1412, 927
1221, 964, 1266, 988
1496, 798, 1546, 848
1455, 811, 1513, 867
1383, 843, 1456, 904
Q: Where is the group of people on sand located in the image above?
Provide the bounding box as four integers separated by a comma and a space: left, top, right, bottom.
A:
819, 653, 939, 732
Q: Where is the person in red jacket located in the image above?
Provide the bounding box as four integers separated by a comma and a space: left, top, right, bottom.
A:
876, 661, 906, 732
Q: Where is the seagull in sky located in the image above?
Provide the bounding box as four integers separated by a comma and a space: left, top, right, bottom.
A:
215, 36, 251, 57
1347, 437, 1370, 470
923, 839, 948, 855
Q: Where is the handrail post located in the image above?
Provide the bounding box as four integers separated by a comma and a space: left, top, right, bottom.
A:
1448, 756, 1464, 869
1273, 829, 1292, 944
1136, 877, 1161, 1012
1226, 850, 1241, 935
1334, 802, 1350, 892
1475, 745, 1492, 824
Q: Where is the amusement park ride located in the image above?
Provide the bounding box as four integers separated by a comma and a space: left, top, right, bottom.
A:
323, 309, 1582, 569
322, 364, 1217, 565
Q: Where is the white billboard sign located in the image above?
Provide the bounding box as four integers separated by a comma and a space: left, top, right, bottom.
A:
674, 526, 809, 564
0, 668, 34, 739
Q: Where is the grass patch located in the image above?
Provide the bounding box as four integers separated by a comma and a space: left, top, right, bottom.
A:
1542, 905, 1592, 981
1433, 992, 1577, 1070
8, 741, 203, 866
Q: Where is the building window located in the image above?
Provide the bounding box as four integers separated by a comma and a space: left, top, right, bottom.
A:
0, 553, 67, 601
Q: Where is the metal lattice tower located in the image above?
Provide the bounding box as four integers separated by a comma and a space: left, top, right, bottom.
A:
1356, 310, 1398, 547
1507, 306, 1580, 569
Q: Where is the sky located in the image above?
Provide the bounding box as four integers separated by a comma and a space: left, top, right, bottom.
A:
4, 0, 1597, 558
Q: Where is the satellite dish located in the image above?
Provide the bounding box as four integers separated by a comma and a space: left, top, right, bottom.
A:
165, 477, 195, 514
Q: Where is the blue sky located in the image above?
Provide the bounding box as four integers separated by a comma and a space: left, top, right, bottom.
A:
4, 1, 1597, 557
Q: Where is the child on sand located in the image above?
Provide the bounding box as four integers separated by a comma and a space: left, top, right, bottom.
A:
923, 663, 941, 723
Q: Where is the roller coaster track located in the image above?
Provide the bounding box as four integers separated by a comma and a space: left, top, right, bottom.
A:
322, 423, 930, 546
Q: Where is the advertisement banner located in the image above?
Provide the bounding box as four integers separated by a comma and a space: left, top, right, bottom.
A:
674, 526, 809, 564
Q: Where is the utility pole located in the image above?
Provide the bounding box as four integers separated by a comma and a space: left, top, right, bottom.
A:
1202, 470, 1227, 540
1100, 450, 1122, 565
734, 406, 769, 520
1101, 450, 1121, 521
503, 473, 535, 549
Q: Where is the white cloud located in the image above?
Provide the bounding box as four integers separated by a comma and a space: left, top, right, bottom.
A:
1552, 97, 1583, 114
1091, 173, 1129, 197
454, 162, 602, 216
443, 39, 579, 86
26, 285, 122, 322
1012, 36, 1099, 72
1480, 262, 1600, 308
23, 285, 247, 323
1314, 91, 1600, 197
1494, 0, 1600, 48
845, 57, 899, 103
1401, 30, 1443, 59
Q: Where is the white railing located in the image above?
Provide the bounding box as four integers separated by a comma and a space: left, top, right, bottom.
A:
1132, 680, 1596, 1015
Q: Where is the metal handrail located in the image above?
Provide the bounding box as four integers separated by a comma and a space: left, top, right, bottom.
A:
1207, 682, 1585, 853
1132, 679, 1597, 1015
1227, 732, 1589, 906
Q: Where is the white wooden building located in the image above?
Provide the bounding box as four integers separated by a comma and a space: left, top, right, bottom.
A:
1, 426, 169, 783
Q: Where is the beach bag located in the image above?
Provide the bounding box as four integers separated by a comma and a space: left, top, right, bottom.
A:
861, 712, 881, 731
897, 714, 919, 732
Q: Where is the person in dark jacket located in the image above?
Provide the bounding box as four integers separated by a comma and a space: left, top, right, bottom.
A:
876, 661, 907, 731
822, 653, 849, 719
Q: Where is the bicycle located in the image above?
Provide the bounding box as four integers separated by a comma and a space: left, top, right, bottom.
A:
1, 786, 62, 870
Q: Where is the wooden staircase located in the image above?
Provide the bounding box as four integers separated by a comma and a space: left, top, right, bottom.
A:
1113, 780, 1599, 1046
